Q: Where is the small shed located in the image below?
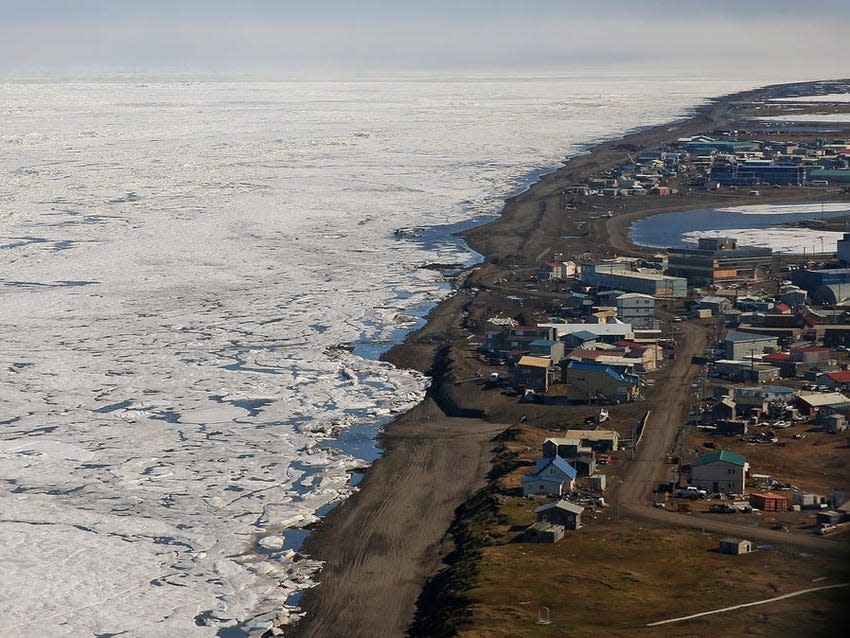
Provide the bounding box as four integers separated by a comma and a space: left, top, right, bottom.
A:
714, 419, 748, 436
719, 538, 752, 555
711, 396, 737, 421
823, 413, 848, 433
524, 521, 565, 544
542, 437, 583, 459
589, 474, 607, 492
536, 500, 584, 529
571, 455, 597, 477
750, 492, 788, 512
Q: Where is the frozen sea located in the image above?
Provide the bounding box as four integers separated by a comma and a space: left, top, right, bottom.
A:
0, 72, 760, 636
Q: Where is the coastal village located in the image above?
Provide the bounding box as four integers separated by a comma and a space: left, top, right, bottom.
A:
291, 81, 850, 638
407, 83, 850, 635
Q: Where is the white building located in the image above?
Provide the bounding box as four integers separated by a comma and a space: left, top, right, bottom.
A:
538, 320, 634, 343
838, 233, 850, 266
616, 293, 656, 329
690, 450, 749, 494
725, 330, 779, 360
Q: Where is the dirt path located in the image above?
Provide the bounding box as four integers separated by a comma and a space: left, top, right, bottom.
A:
615, 318, 850, 557
294, 398, 506, 638
615, 320, 709, 508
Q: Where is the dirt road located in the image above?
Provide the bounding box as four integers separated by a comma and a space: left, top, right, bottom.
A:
615, 319, 850, 557
294, 398, 506, 638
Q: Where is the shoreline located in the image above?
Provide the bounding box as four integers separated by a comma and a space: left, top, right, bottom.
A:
288, 79, 850, 637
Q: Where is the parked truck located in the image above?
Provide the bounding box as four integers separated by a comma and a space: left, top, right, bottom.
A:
675, 486, 707, 500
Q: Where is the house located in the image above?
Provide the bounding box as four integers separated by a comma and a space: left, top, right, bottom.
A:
615, 340, 664, 371
749, 492, 788, 512
790, 345, 830, 364
796, 391, 850, 416
538, 259, 577, 281
560, 429, 621, 452
561, 330, 600, 350
732, 385, 796, 419
513, 355, 554, 393
522, 456, 578, 497
718, 538, 753, 555
711, 396, 737, 421
695, 296, 733, 316
560, 360, 640, 404
540, 320, 635, 344
523, 521, 565, 543
484, 323, 555, 359
725, 330, 779, 360
691, 450, 749, 494
616, 293, 656, 329
542, 437, 586, 459
542, 437, 598, 476
528, 339, 565, 364
817, 370, 850, 392
821, 413, 848, 433
536, 500, 584, 529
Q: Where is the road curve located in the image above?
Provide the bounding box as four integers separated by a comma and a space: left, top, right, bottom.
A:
615, 318, 850, 557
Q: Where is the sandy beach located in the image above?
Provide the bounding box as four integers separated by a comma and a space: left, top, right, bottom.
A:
290, 80, 850, 637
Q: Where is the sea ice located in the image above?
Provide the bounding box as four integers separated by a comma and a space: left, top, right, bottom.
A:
0, 73, 758, 634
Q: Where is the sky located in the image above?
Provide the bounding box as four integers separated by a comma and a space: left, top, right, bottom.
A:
1, 0, 849, 78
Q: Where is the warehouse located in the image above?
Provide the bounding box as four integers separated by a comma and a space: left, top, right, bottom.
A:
581, 262, 687, 298
667, 237, 773, 285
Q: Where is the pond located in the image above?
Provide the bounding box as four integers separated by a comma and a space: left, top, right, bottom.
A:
629, 201, 850, 254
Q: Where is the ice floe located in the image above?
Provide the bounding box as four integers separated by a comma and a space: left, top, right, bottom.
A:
0, 73, 756, 634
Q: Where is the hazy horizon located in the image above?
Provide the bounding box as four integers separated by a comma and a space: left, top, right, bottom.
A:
2, 1, 849, 81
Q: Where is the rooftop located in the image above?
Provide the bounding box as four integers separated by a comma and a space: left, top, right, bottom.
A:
517, 355, 551, 369
725, 330, 777, 343
693, 449, 747, 467
797, 392, 850, 407
536, 500, 584, 516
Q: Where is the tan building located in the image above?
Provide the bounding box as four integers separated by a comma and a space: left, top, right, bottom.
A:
691, 449, 749, 494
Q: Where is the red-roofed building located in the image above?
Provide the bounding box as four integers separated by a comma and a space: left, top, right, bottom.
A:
790, 345, 830, 364
820, 370, 850, 392
763, 351, 791, 363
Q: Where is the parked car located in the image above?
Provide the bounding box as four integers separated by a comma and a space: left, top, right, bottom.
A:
675, 486, 707, 499
709, 503, 736, 513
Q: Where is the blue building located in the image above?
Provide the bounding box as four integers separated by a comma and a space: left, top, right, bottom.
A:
791, 268, 850, 294
710, 161, 808, 186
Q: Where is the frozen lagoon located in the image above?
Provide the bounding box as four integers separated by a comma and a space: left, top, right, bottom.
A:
630, 202, 850, 254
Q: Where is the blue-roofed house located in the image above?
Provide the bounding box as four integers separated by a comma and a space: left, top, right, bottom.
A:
561, 330, 599, 350
560, 360, 640, 404
522, 455, 578, 497
690, 450, 749, 494
528, 338, 565, 364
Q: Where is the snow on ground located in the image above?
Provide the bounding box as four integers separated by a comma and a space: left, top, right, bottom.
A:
682, 227, 846, 254
755, 113, 850, 122
770, 93, 850, 102
714, 202, 850, 215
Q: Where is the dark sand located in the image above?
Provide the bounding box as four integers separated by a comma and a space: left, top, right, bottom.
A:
291, 80, 850, 637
